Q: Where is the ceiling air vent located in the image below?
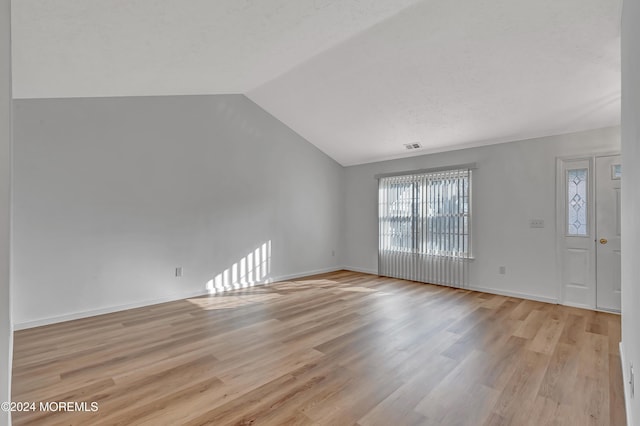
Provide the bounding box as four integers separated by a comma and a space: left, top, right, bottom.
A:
404, 143, 422, 150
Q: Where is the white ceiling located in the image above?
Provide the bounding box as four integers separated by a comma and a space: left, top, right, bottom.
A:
12, 0, 621, 166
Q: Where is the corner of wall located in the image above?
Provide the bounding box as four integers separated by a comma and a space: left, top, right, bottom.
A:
1, 0, 11, 421
621, 0, 640, 423
619, 342, 633, 426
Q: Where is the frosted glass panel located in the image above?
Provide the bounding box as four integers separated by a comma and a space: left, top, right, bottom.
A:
567, 168, 588, 235
612, 164, 621, 180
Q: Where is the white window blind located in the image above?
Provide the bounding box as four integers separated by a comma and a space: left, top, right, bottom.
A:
378, 167, 471, 287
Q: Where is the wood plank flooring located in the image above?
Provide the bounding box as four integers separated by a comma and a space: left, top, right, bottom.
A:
11, 271, 626, 425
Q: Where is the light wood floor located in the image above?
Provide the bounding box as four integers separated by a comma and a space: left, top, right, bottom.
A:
12, 271, 625, 425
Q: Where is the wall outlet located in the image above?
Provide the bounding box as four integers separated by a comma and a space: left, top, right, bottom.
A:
529, 219, 545, 228
331, 250, 335, 257
499, 266, 506, 275
175, 267, 183, 278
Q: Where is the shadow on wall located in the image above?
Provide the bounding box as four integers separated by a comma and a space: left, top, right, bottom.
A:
205, 240, 272, 294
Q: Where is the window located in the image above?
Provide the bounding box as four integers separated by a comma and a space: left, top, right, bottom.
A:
379, 168, 471, 258
567, 168, 588, 236
612, 164, 622, 180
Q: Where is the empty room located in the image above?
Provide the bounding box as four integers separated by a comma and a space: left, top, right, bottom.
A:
1, 0, 640, 425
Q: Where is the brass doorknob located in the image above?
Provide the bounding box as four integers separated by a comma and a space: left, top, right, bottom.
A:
600, 238, 608, 244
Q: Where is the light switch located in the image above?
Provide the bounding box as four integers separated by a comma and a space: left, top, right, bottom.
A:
529, 219, 544, 228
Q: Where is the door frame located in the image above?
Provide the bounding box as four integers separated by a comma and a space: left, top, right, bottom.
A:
594, 154, 622, 313
555, 151, 621, 311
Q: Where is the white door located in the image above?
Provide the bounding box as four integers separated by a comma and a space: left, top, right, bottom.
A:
595, 155, 622, 312
558, 158, 596, 309
557, 155, 622, 312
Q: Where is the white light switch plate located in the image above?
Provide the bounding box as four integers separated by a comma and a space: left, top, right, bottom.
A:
529, 219, 544, 228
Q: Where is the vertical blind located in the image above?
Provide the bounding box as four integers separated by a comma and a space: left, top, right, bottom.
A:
378, 167, 472, 287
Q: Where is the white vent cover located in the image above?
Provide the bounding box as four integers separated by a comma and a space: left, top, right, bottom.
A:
404, 143, 422, 150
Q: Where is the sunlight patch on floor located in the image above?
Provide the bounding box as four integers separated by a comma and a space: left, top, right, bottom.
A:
336, 286, 378, 293
187, 293, 281, 310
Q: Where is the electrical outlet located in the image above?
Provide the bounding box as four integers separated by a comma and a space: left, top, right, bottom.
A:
331, 250, 335, 257
529, 219, 545, 228
499, 266, 506, 275
175, 267, 183, 278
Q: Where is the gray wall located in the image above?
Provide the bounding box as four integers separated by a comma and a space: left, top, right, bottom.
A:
12, 95, 343, 327
621, 0, 639, 423
0, 0, 11, 423
344, 127, 620, 302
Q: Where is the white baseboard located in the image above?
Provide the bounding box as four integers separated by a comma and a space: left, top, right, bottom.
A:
13, 266, 345, 331
620, 342, 632, 426
273, 266, 344, 281
339, 271, 559, 304
13, 288, 211, 330
561, 302, 621, 315
12, 268, 571, 330
561, 301, 594, 310
467, 285, 558, 304
342, 266, 378, 275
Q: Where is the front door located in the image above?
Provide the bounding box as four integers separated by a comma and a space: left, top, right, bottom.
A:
595, 155, 622, 312
559, 158, 595, 309
558, 154, 621, 312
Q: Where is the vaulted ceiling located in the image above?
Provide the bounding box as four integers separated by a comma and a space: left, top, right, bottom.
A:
12, 0, 621, 165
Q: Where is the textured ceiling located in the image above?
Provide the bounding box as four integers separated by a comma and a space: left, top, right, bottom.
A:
12, 0, 422, 98
12, 0, 621, 165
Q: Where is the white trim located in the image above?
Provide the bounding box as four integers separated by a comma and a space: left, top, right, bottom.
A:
555, 158, 563, 302
342, 270, 558, 304
467, 285, 558, 304
594, 306, 621, 315
373, 162, 477, 180
271, 266, 343, 281
556, 150, 621, 161
13, 288, 210, 330
620, 341, 632, 426
558, 301, 620, 315
561, 301, 595, 310
13, 266, 345, 330
343, 265, 379, 275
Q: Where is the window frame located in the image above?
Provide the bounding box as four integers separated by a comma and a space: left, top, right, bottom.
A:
378, 167, 473, 259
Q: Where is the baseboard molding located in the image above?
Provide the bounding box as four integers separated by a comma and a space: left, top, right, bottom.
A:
620, 341, 632, 426
467, 285, 558, 304
13, 288, 211, 330
342, 266, 378, 275
556, 301, 621, 315
13, 266, 345, 331
339, 272, 559, 305
561, 301, 594, 310
273, 266, 344, 281
338, 271, 559, 304
11, 268, 572, 330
